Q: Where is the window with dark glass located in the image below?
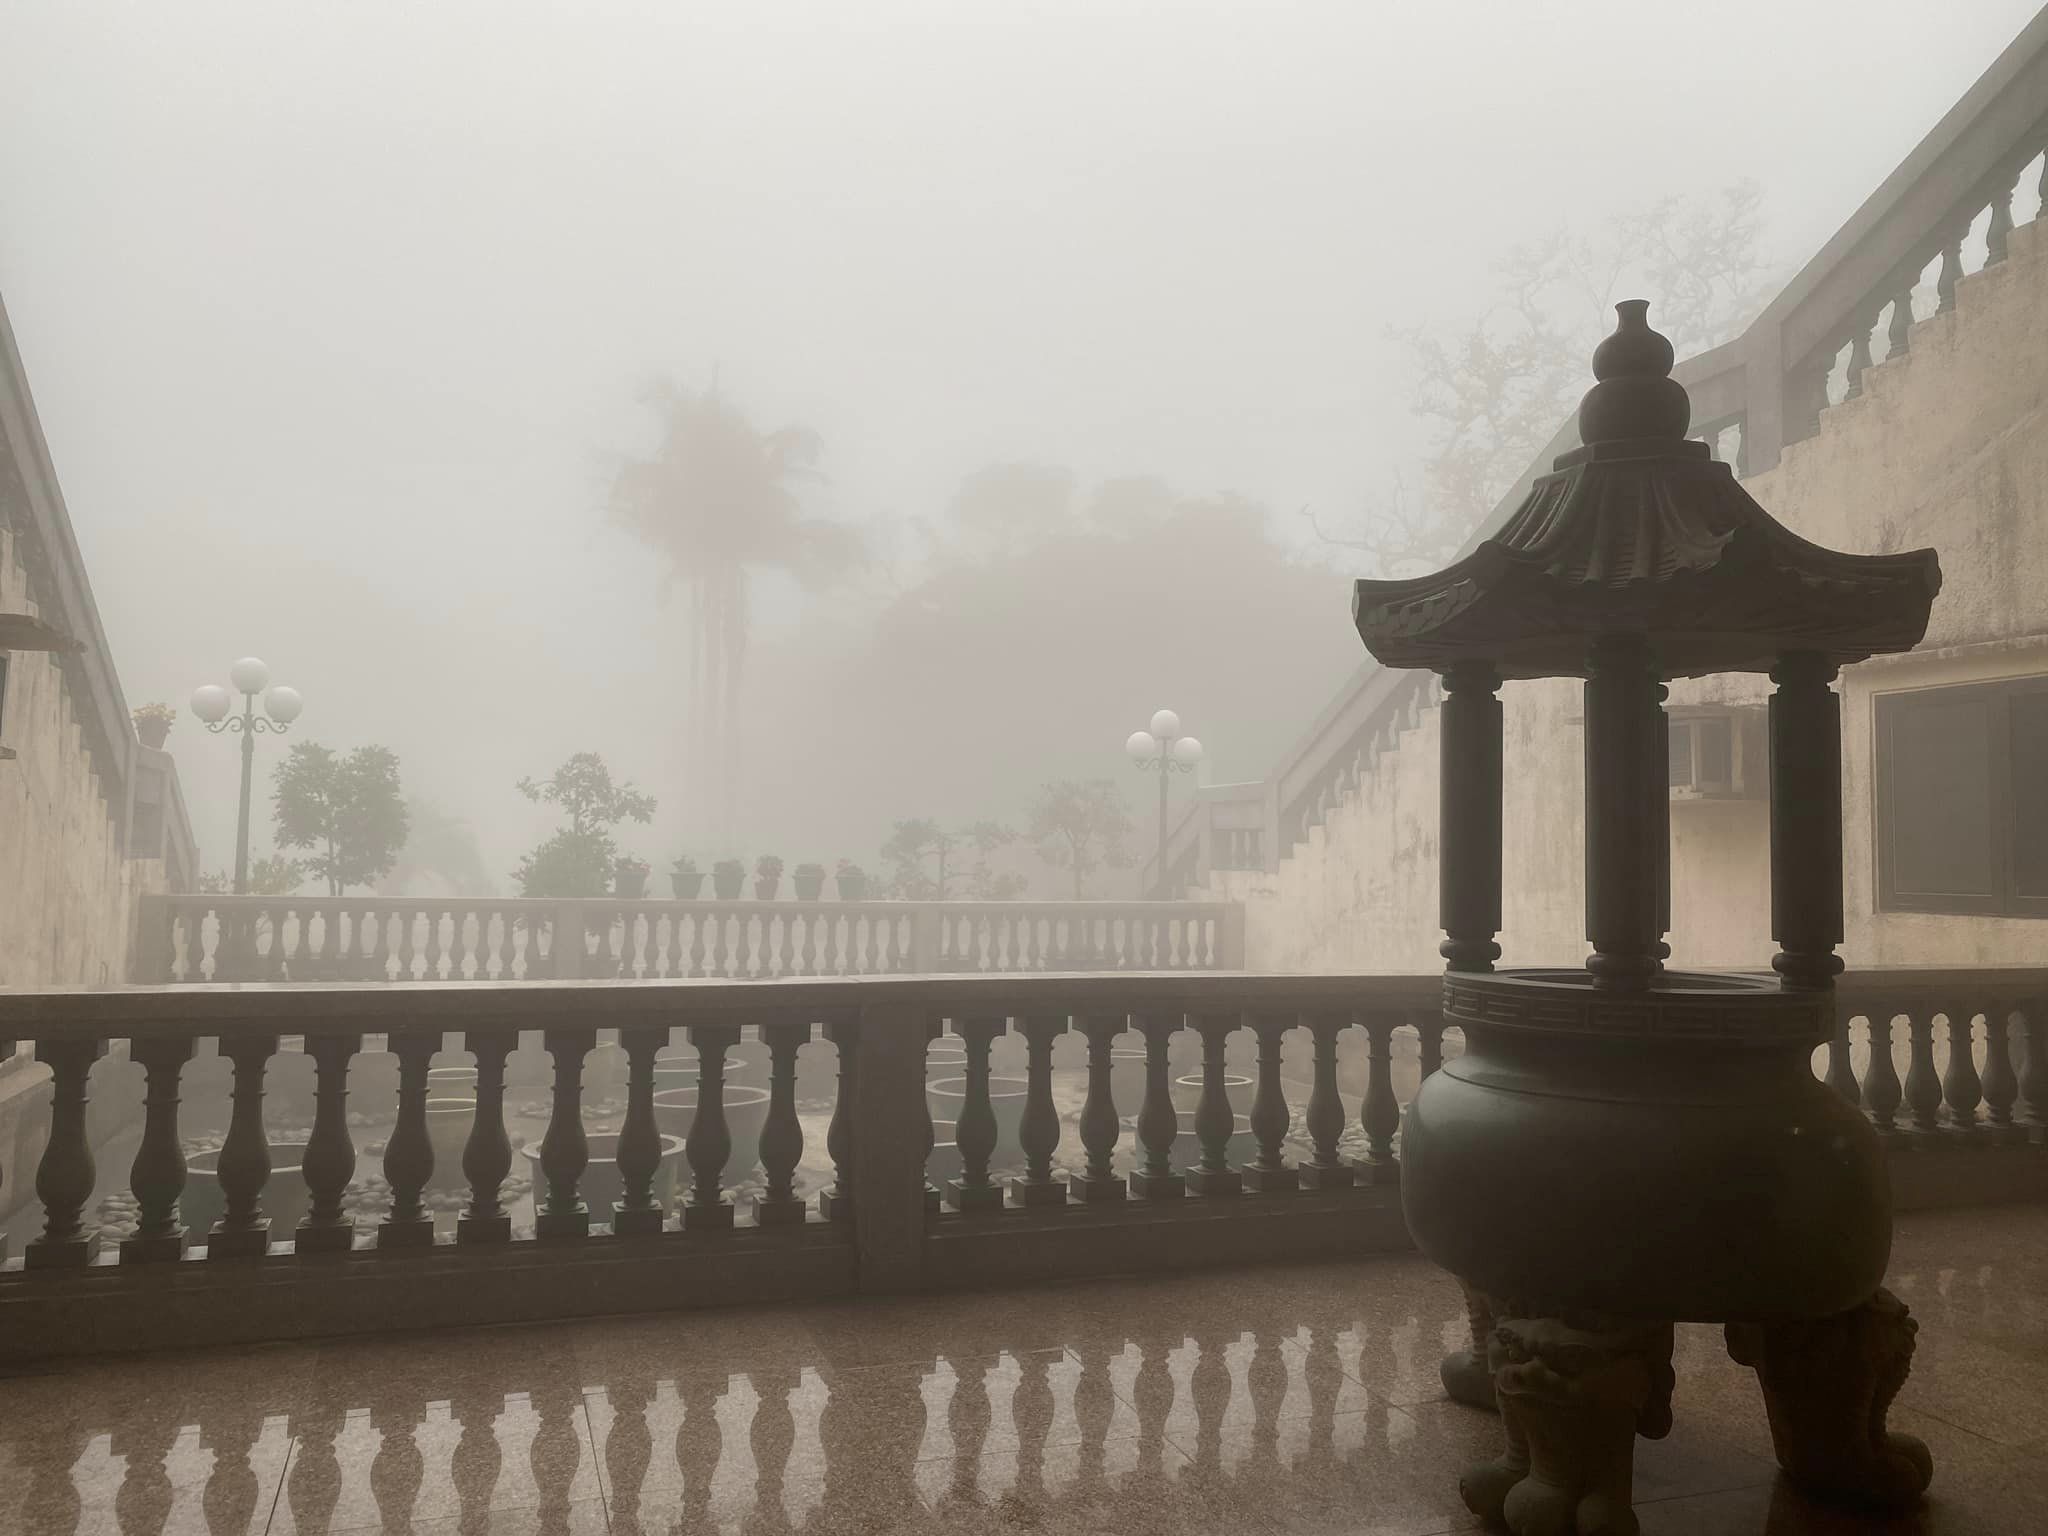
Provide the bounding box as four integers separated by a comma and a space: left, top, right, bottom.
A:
1876, 674, 2048, 917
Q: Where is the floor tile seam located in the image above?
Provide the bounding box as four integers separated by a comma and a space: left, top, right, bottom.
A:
259, 1434, 302, 1536
1896, 1396, 2040, 1449
577, 1393, 617, 1515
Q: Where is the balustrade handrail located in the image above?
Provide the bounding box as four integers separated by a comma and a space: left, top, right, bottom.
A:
1159, 7, 2048, 894
0, 963, 2041, 1363
136, 892, 1249, 982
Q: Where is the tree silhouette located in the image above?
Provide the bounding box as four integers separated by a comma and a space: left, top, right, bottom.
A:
607, 379, 861, 841
1027, 780, 1134, 898
513, 752, 656, 898
271, 742, 409, 896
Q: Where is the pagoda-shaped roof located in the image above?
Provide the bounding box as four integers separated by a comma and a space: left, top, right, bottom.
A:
1352, 301, 1941, 680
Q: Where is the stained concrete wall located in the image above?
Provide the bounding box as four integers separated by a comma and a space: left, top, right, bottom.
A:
1224, 220, 2048, 974
0, 524, 166, 988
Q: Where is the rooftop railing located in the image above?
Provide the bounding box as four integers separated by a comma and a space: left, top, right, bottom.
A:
0, 964, 2040, 1363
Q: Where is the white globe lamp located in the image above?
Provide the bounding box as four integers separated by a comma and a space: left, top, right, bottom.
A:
229, 656, 272, 695
190, 684, 232, 724
1149, 708, 1181, 740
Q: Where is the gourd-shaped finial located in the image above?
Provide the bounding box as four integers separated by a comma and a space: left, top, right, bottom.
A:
1576, 299, 1691, 444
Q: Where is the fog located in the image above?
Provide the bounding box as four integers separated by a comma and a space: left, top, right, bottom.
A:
3, 0, 2036, 896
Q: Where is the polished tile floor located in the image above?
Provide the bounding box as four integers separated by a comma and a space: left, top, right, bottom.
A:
2, 1204, 2044, 1534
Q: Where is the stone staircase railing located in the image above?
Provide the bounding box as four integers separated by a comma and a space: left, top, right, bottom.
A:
1148, 5, 2048, 895
0, 964, 2040, 1362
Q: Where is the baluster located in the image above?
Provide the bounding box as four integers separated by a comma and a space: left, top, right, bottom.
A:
920, 1016, 943, 1212
458, 1030, 517, 1242
1941, 1010, 1983, 1137
1887, 288, 1914, 361
209, 1035, 279, 1258
121, 1037, 196, 1262
22, 1038, 105, 1269
1904, 1011, 1942, 1137
1187, 1012, 1242, 1196
377, 1032, 436, 1248
535, 1028, 595, 1239
2020, 1001, 2048, 1142
298, 1033, 361, 1253
398, 907, 418, 981
1299, 1013, 1354, 1188
1131, 1010, 1185, 1198
1243, 1012, 1297, 1193
1982, 1004, 2019, 1141
820, 1020, 856, 1220
1072, 1013, 1128, 1202
1863, 1013, 1904, 1134
683, 1023, 741, 1229
613, 1024, 668, 1236
1937, 230, 1964, 313
1011, 1013, 1067, 1206
1843, 320, 1873, 400
772, 913, 793, 977
752, 1020, 812, 1225
1825, 1009, 1862, 1104
1986, 172, 2016, 266
1360, 1014, 1402, 1184
946, 1016, 1006, 1211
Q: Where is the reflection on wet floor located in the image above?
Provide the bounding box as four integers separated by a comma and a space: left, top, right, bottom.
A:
1, 1204, 2044, 1534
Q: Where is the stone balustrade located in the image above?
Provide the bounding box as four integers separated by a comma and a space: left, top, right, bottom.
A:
0, 965, 2040, 1362
137, 894, 1247, 982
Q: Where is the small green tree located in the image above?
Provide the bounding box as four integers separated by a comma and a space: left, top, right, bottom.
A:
513, 752, 656, 897
272, 742, 409, 896
1027, 779, 1134, 898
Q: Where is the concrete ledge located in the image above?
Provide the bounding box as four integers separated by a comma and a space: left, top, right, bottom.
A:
0, 1223, 857, 1366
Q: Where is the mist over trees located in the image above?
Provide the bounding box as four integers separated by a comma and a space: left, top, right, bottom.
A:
271, 742, 409, 896
607, 381, 863, 847
513, 751, 657, 898
1319, 183, 1775, 577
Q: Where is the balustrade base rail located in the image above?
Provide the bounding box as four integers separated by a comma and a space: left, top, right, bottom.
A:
0, 967, 2041, 1365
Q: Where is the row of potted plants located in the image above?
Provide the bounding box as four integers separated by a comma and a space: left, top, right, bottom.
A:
614, 855, 870, 901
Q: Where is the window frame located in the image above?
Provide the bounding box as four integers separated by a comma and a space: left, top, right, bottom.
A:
1875, 672, 2048, 919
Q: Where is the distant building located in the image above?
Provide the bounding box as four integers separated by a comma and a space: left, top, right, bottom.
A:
1160, 15, 2048, 975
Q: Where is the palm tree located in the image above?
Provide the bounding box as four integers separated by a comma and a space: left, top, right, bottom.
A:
607, 378, 860, 842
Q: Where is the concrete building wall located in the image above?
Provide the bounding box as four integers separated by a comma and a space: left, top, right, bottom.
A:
1224, 221, 2048, 974
0, 524, 166, 988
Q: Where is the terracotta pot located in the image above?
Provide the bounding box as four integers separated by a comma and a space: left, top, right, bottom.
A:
925, 1075, 1029, 1173
185, 1142, 314, 1240
653, 1084, 773, 1181
614, 865, 649, 899
671, 871, 705, 899
520, 1131, 684, 1217
712, 869, 745, 899
754, 876, 781, 901
836, 874, 868, 900
135, 716, 172, 749
793, 874, 825, 902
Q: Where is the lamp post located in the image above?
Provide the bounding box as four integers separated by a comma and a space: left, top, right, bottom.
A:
1125, 708, 1203, 897
191, 657, 303, 894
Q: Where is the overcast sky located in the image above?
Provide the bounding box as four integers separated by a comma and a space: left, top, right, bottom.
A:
3, 1, 2040, 884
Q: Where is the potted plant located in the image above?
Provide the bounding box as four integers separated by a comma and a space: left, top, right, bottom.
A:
835, 858, 869, 901
754, 854, 785, 901
669, 855, 704, 900
712, 858, 746, 900
614, 855, 650, 900
133, 701, 176, 750
792, 861, 827, 902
